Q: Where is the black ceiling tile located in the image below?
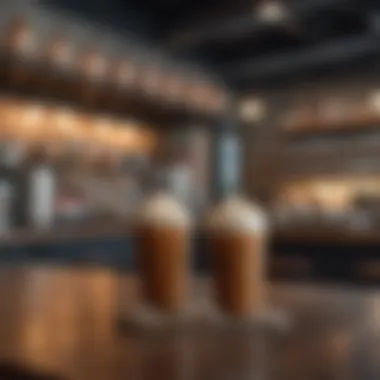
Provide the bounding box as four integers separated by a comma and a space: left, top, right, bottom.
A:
39, 0, 380, 87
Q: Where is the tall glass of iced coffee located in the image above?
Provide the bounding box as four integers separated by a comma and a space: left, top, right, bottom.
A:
136, 192, 192, 313
207, 196, 268, 319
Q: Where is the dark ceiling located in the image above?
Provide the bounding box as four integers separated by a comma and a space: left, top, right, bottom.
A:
44, 0, 380, 90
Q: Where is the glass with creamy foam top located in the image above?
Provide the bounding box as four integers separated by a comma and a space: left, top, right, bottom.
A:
207, 196, 268, 318
136, 192, 191, 313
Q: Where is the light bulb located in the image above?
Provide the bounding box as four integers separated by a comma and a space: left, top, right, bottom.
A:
82, 51, 107, 79
48, 37, 72, 67
239, 98, 266, 122
7, 17, 36, 57
256, 1, 289, 24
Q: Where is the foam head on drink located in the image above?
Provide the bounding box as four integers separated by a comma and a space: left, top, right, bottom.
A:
207, 195, 268, 318
136, 192, 191, 313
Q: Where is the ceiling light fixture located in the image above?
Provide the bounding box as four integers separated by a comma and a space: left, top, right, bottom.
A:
255, 0, 289, 24
239, 98, 266, 122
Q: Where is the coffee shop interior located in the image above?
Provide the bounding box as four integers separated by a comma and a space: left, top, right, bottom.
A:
2, 0, 380, 379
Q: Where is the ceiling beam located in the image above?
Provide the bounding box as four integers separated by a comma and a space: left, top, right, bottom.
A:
164, 0, 351, 51
221, 32, 379, 86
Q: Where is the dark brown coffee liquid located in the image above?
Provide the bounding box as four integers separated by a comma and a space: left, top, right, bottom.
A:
211, 231, 266, 318
137, 225, 189, 313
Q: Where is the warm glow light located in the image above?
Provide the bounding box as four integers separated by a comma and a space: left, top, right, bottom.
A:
75, 113, 94, 145
8, 18, 36, 57
111, 127, 125, 150
92, 117, 115, 150
19, 104, 44, 141
82, 51, 108, 80
109, 121, 139, 152
281, 176, 380, 213
94, 117, 111, 137
0, 100, 18, 131
369, 91, 380, 113
239, 98, 266, 122
120, 127, 139, 150
0, 98, 156, 155
55, 109, 73, 131
21, 104, 44, 125
48, 37, 73, 68
44, 107, 76, 143
256, 0, 289, 24
137, 129, 157, 152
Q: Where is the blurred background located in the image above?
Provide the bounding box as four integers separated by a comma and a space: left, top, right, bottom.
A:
0, 3, 379, 380
0, 0, 380, 282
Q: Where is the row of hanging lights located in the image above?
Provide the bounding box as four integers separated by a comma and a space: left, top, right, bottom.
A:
2, 16, 228, 116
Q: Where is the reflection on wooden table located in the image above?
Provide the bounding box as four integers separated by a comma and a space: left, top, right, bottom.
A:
0, 266, 378, 380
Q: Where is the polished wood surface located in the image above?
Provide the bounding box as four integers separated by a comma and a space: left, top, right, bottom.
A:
0, 266, 378, 380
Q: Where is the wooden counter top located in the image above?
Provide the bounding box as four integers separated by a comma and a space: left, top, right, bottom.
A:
0, 265, 376, 380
